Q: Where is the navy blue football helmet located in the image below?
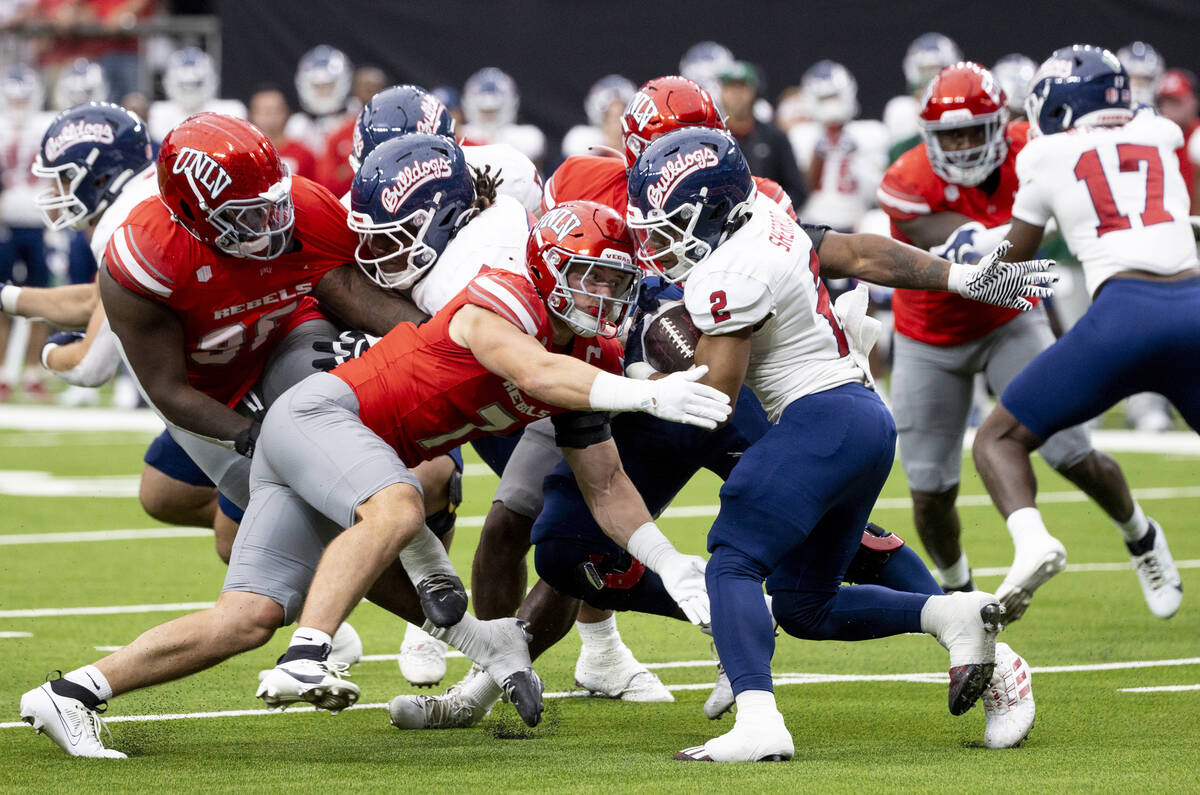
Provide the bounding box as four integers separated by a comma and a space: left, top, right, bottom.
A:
33, 102, 153, 231
626, 127, 754, 283
1026, 45, 1133, 136
348, 133, 476, 290
350, 85, 454, 171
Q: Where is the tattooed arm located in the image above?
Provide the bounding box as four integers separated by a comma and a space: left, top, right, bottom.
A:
814, 231, 956, 289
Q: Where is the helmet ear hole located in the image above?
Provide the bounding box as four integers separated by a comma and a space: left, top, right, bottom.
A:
178, 200, 194, 222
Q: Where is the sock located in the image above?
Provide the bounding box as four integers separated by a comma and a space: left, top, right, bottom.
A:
463, 664, 503, 705
423, 614, 526, 683
1005, 507, 1051, 546
57, 665, 113, 706
706, 545, 776, 695
937, 555, 971, 590
919, 594, 953, 640
733, 689, 779, 723
1116, 501, 1149, 543
399, 525, 456, 583
276, 627, 332, 664
576, 615, 621, 653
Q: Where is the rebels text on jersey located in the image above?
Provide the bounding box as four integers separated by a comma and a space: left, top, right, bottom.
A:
543, 154, 796, 220
334, 268, 623, 464
1012, 111, 1198, 297
877, 121, 1030, 346
683, 193, 866, 422
105, 175, 357, 406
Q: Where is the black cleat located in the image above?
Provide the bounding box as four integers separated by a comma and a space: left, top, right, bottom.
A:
501, 669, 545, 728
415, 573, 468, 627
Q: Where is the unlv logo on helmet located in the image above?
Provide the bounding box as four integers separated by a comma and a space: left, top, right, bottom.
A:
172, 146, 233, 201
647, 147, 719, 208
537, 206, 583, 239
379, 157, 453, 215
44, 121, 115, 162
625, 91, 658, 132
417, 95, 446, 135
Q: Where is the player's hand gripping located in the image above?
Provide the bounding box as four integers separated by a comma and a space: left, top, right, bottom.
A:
642, 365, 731, 429
947, 240, 1057, 311
312, 330, 378, 371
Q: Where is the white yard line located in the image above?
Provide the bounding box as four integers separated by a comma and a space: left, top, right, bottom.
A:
0, 631, 32, 638
3, 655, 1197, 730
0, 528, 212, 545
0, 405, 163, 432
1120, 684, 1200, 693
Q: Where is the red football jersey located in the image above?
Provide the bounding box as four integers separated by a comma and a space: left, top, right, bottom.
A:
105, 175, 356, 406
877, 121, 1030, 347
317, 114, 357, 197
543, 155, 796, 219
277, 139, 318, 181
334, 268, 623, 465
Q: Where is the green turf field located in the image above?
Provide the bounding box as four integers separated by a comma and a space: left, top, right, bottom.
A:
1, 422, 1198, 792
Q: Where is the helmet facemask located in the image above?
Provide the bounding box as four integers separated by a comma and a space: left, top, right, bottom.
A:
349, 194, 475, 290
205, 174, 295, 260
922, 108, 1009, 186
628, 185, 749, 283
541, 249, 640, 338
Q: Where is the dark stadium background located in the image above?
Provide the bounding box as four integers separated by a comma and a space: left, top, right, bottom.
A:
218, 0, 1200, 157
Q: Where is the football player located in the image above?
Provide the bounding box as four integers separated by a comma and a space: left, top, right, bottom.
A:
147, 46, 246, 142
973, 44, 1192, 622
284, 45, 355, 155
51, 58, 108, 111
627, 127, 1050, 761
460, 67, 546, 169
991, 54, 1037, 122
561, 74, 636, 159
883, 33, 963, 162
876, 62, 1159, 622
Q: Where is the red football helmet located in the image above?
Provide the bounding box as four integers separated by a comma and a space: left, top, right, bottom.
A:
919, 62, 1009, 186
620, 75, 723, 168
526, 200, 641, 338
157, 113, 294, 260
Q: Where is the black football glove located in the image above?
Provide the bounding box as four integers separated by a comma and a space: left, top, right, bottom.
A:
312, 330, 376, 371
234, 419, 261, 459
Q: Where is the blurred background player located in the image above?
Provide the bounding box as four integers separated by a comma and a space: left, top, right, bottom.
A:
284, 44, 354, 154
991, 54, 1037, 122
561, 74, 635, 159
678, 40, 734, 106
50, 57, 108, 111
0, 64, 55, 402
1157, 68, 1200, 214
460, 66, 545, 170
314, 65, 393, 197
884, 32, 962, 162
717, 60, 806, 209
249, 85, 318, 181
431, 85, 465, 130
973, 43, 1191, 623
1117, 41, 1164, 108
148, 46, 246, 143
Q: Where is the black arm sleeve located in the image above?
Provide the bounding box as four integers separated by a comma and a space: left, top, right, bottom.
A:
551, 410, 613, 449
800, 223, 832, 253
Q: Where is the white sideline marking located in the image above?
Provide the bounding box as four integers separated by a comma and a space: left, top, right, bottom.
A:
0, 471, 141, 498
360, 651, 466, 662
0, 431, 157, 447
1120, 684, 1200, 693
0, 527, 211, 545
4, 655, 1197, 730
0, 631, 32, 638
0, 602, 214, 619
0, 405, 163, 432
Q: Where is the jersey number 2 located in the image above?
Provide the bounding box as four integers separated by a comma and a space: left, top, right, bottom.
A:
709, 291, 731, 323
1074, 145, 1174, 237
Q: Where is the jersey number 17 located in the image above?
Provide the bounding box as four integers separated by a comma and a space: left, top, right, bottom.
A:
1074, 144, 1175, 237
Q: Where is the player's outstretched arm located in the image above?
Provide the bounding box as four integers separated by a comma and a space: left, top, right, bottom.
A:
99, 268, 253, 446
41, 304, 121, 387
0, 281, 99, 326
312, 264, 429, 335
561, 440, 710, 626
452, 305, 731, 428
997, 219, 1047, 264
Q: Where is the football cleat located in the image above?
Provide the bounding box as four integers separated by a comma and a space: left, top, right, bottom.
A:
467, 618, 543, 727
389, 665, 500, 730
399, 623, 449, 687
414, 572, 469, 628
929, 591, 1004, 716
704, 663, 734, 720
574, 644, 673, 702
329, 622, 363, 667
996, 532, 1066, 623
1128, 519, 1183, 619
255, 658, 358, 714
675, 712, 794, 762
19, 682, 126, 759
982, 642, 1035, 749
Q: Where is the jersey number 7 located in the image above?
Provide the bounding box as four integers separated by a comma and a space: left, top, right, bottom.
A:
1074, 144, 1175, 237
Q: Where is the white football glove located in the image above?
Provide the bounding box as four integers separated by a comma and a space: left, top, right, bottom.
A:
589, 365, 731, 429
626, 523, 710, 626
947, 241, 1057, 311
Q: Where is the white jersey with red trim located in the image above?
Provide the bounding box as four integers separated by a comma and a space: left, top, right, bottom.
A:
410, 194, 533, 315
683, 193, 867, 422
461, 123, 546, 165
1012, 111, 1198, 297
790, 119, 889, 230
90, 166, 159, 262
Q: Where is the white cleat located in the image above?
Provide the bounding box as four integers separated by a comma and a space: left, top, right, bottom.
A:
1128, 520, 1183, 619
399, 623, 449, 687
256, 658, 358, 714
982, 642, 1035, 749
388, 664, 500, 730
928, 591, 1004, 716
996, 533, 1066, 623
574, 644, 673, 702
704, 664, 734, 720
675, 711, 794, 762
329, 622, 363, 667
19, 682, 126, 759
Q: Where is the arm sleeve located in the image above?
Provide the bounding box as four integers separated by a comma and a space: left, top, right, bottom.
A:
551, 410, 613, 449
800, 223, 832, 252
685, 271, 773, 335
56, 319, 121, 387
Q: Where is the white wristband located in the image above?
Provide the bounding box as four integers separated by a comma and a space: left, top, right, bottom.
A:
589, 370, 655, 412
946, 262, 967, 296
626, 521, 677, 573
0, 284, 21, 315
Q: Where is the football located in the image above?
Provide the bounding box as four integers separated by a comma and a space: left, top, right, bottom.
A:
642, 302, 701, 373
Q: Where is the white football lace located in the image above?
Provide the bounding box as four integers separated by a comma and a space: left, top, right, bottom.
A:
1136, 552, 1168, 589
82, 703, 115, 748
322, 660, 352, 679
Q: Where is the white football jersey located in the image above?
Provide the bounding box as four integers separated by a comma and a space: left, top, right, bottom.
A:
1012, 111, 1198, 297
561, 125, 604, 159
684, 193, 867, 422
148, 99, 247, 143
410, 194, 531, 314
462, 123, 546, 165
463, 143, 543, 214
790, 119, 889, 230
0, 111, 55, 227
90, 167, 159, 262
